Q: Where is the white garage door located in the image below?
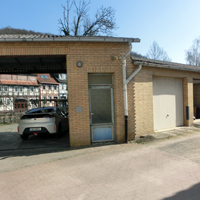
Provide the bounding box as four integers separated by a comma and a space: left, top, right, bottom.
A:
153, 76, 183, 131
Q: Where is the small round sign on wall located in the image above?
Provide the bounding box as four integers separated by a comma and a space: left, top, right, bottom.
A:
77, 61, 83, 67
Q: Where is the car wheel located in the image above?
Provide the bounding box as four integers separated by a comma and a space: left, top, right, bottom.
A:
21, 135, 29, 140
56, 124, 62, 138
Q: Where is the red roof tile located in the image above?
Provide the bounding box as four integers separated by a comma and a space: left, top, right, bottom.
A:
0, 80, 39, 86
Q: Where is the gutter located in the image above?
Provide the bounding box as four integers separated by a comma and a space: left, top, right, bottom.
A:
122, 43, 142, 143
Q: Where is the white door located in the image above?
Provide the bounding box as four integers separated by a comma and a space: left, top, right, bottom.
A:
153, 76, 183, 131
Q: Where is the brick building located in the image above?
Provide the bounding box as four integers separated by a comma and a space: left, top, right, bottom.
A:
130, 56, 200, 139
0, 34, 200, 147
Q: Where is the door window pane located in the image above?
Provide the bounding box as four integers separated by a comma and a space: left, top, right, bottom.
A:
90, 88, 112, 124
88, 74, 112, 85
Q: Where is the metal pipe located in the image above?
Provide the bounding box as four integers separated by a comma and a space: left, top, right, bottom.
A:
122, 42, 132, 117
122, 43, 131, 143
126, 64, 142, 85
122, 43, 142, 143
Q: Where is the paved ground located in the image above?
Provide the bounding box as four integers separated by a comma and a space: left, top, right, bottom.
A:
1, 124, 200, 199
0, 124, 70, 151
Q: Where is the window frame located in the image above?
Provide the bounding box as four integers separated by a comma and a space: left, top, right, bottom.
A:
49, 96, 52, 103
0, 98, 3, 106
14, 86, 18, 92
6, 98, 10, 105
30, 87, 34, 92
4, 86, 8, 92
19, 86, 23, 92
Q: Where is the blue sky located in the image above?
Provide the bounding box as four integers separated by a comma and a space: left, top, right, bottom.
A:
1, 0, 200, 64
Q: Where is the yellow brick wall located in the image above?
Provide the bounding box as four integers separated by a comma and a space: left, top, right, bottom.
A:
66, 42, 129, 146
0, 41, 130, 147
132, 69, 154, 136
131, 65, 200, 136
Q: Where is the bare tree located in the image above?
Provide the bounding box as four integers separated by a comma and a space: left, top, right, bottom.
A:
146, 41, 171, 62
58, 0, 74, 36
58, 0, 117, 36
185, 37, 200, 66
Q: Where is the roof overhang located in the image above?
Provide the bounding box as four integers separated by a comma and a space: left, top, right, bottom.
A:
132, 56, 200, 73
0, 35, 140, 43
0, 35, 140, 74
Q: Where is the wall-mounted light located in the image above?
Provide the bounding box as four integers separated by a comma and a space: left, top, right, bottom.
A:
77, 61, 83, 67
111, 56, 122, 60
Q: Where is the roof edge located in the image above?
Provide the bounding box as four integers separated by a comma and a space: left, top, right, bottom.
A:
0, 36, 141, 43
131, 56, 200, 73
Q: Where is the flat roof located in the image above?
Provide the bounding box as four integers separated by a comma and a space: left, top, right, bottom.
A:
132, 56, 200, 73
0, 34, 140, 43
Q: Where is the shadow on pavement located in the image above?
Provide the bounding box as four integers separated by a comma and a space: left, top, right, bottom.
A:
0, 146, 70, 161
0, 131, 21, 150
162, 182, 200, 200
19, 132, 70, 149
0, 128, 70, 160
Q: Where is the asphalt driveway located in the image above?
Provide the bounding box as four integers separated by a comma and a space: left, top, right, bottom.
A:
1, 124, 200, 199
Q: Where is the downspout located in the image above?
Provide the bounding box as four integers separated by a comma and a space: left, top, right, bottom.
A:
122, 43, 142, 143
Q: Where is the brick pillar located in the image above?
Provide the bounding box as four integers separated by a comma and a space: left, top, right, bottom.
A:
133, 70, 154, 137
67, 55, 91, 147
183, 77, 193, 126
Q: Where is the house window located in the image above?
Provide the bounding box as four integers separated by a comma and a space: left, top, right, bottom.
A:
0, 98, 3, 106
54, 85, 57, 90
49, 96, 52, 103
43, 96, 46, 99
14, 86, 18, 92
0, 86, 2, 91
4, 86, 8, 92
43, 85, 46, 90
40, 75, 49, 79
19, 86, 23, 92
49, 85, 51, 90
30, 87, 34, 92
59, 74, 66, 79
6, 98, 10, 105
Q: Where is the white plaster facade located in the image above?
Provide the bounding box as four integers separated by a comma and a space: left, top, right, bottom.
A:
0, 74, 40, 112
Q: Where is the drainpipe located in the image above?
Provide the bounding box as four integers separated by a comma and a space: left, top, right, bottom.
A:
122, 43, 142, 143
